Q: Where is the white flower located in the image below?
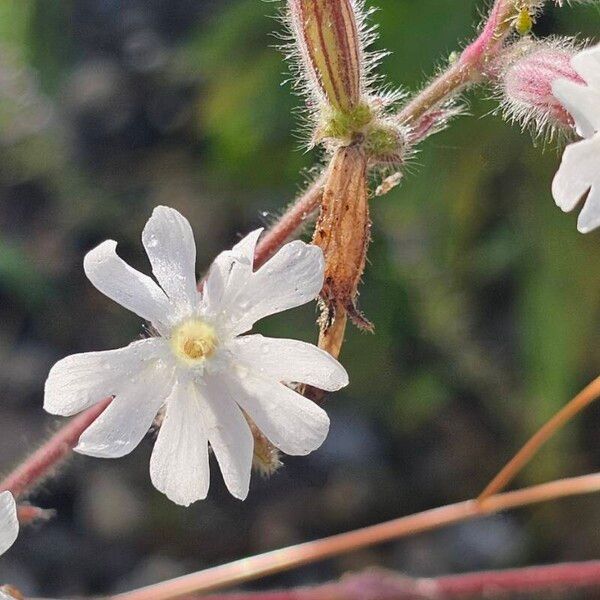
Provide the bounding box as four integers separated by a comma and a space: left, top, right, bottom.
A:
552, 43, 600, 233
0, 492, 18, 557
44, 206, 348, 506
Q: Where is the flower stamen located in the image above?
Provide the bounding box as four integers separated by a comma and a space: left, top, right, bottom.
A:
171, 320, 218, 364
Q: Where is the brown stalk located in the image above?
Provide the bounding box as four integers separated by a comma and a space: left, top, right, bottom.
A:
112, 471, 600, 600
479, 375, 600, 501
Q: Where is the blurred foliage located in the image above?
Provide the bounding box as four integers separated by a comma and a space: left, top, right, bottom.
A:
0, 0, 599, 596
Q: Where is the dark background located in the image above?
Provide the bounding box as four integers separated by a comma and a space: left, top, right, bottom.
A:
0, 0, 599, 596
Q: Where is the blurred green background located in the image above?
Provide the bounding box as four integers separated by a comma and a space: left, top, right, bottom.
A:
0, 0, 599, 596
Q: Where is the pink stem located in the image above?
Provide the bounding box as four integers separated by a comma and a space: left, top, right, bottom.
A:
252, 174, 325, 268
0, 397, 112, 498
397, 0, 514, 127
435, 561, 600, 596
198, 562, 600, 600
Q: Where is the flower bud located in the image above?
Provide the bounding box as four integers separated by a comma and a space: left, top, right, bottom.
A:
288, 0, 363, 113
498, 40, 585, 135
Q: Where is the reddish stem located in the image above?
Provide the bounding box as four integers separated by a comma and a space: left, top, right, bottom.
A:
252, 174, 325, 268
434, 561, 600, 597
397, 0, 516, 127
199, 562, 600, 600
16, 504, 55, 525
0, 397, 112, 499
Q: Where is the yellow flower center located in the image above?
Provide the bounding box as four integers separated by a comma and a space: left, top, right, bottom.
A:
171, 320, 217, 365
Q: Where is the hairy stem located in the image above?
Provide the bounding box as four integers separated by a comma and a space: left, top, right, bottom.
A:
253, 174, 325, 268
396, 0, 519, 128
480, 375, 600, 500
112, 471, 600, 600
0, 397, 112, 498
200, 562, 600, 600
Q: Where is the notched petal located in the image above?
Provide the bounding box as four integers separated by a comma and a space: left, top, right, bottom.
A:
84, 240, 173, 334
44, 338, 168, 417
142, 206, 198, 312
75, 362, 173, 459
552, 135, 600, 233
150, 381, 210, 506
232, 372, 331, 456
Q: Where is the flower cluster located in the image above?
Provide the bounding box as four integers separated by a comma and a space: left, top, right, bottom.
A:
44, 207, 348, 506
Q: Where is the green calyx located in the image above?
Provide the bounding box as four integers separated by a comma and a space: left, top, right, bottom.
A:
319, 102, 374, 142
316, 101, 403, 164
364, 124, 401, 160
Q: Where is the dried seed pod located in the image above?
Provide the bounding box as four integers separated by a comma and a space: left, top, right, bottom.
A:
0, 587, 24, 600
288, 0, 363, 112
245, 414, 282, 477
313, 144, 372, 337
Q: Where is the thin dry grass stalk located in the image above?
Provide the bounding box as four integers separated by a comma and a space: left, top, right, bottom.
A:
480, 375, 600, 500
112, 472, 600, 600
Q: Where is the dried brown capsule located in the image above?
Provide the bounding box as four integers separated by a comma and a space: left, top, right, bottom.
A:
288, 0, 363, 112
245, 414, 282, 477
0, 587, 24, 600
313, 143, 372, 341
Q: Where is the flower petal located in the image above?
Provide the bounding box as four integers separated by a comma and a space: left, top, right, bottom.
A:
142, 206, 198, 314
75, 362, 173, 458
150, 379, 210, 506
84, 240, 173, 334
553, 78, 600, 139
202, 229, 263, 317
44, 338, 168, 417
222, 241, 324, 336
552, 134, 600, 233
230, 228, 264, 263
571, 43, 600, 90
232, 371, 330, 456
231, 335, 348, 391
202, 375, 254, 500
0, 492, 18, 557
